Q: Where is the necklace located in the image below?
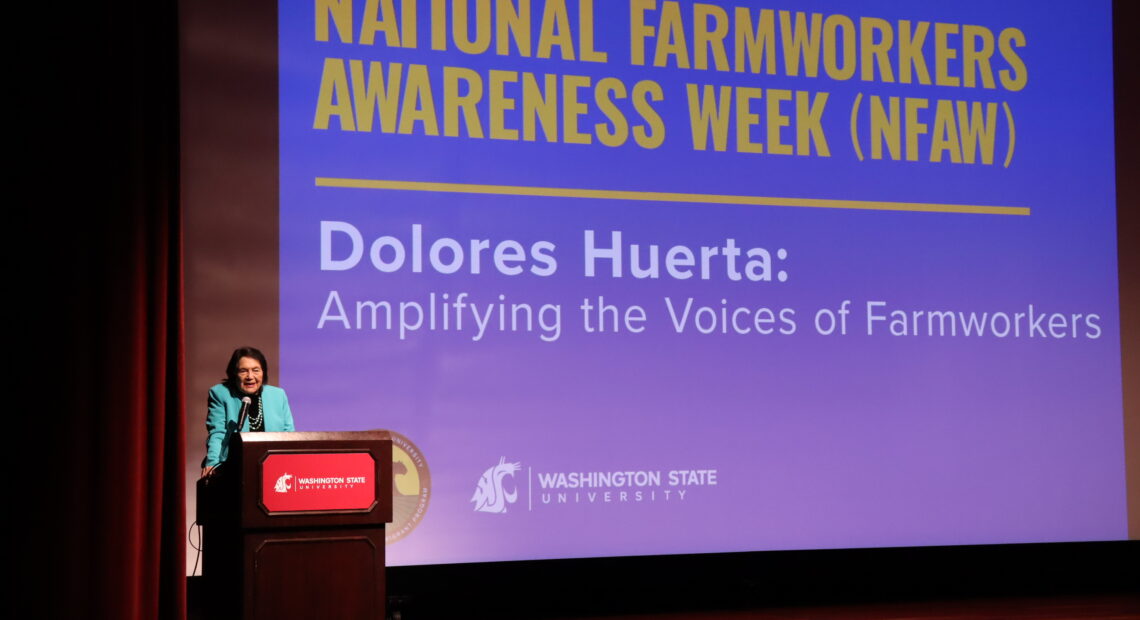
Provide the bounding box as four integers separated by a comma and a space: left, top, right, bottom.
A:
249, 394, 264, 429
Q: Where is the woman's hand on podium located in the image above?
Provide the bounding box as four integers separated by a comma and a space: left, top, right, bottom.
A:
201, 465, 216, 478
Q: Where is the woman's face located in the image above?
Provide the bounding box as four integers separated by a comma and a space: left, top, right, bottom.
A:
235, 356, 264, 394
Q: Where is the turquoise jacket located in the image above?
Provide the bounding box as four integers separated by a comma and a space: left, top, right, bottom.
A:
204, 383, 295, 467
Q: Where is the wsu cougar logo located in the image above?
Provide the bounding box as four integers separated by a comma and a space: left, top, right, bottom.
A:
274, 473, 293, 493
471, 457, 521, 513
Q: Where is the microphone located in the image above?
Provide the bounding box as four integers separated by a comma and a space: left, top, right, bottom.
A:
235, 396, 252, 434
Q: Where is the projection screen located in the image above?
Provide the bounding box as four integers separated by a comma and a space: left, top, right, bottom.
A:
183, 0, 1134, 569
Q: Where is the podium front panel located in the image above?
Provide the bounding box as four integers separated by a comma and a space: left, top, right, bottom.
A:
234, 431, 393, 530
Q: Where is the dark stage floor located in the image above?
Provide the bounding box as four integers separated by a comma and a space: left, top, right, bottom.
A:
556, 595, 1140, 620
189, 588, 1140, 619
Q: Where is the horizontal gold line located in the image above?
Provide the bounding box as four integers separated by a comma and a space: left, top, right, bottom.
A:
314, 177, 1030, 216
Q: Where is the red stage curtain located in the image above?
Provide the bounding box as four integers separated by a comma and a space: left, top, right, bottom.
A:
31, 1, 186, 618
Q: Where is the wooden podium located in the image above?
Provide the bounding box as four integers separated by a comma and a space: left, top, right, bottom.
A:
197, 431, 393, 620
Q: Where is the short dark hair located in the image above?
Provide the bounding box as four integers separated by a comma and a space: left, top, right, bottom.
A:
224, 347, 269, 388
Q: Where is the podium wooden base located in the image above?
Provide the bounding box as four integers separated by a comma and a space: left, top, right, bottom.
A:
198, 431, 392, 620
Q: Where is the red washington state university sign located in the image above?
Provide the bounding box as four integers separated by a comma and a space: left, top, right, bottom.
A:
261, 452, 377, 513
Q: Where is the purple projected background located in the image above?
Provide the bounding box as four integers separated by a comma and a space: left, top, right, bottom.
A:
279, 0, 1125, 565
